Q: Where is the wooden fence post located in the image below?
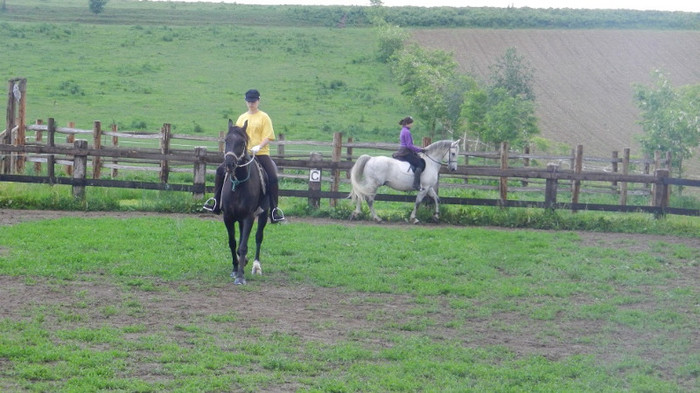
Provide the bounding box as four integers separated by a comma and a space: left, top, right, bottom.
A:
160, 123, 171, 183
218, 130, 225, 154
47, 117, 56, 184
72, 139, 88, 201
544, 163, 559, 209
463, 141, 469, 185
521, 145, 530, 187
3, 79, 17, 174
499, 142, 508, 206
346, 136, 353, 179
92, 121, 102, 179
611, 150, 619, 188
569, 147, 575, 188
652, 169, 670, 216
643, 153, 651, 190
277, 133, 285, 174
65, 121, 76, 176
14, 78, 26, 173
193, 146, 207, 200
111, 123, 119, 178
571, 144, 583, 212
33, 119, 43, 174
308, 152, 322, 209
330, 132, 342, 207
619, 148, 630, 206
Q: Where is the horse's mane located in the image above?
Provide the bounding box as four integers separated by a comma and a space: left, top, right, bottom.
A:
426, 139, 454, 152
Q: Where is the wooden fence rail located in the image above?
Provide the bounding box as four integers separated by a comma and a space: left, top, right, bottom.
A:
2, 118, 698, 217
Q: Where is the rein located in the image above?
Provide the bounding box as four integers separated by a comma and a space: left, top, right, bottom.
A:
225, 168, 251, 191
423, 143, 455, 167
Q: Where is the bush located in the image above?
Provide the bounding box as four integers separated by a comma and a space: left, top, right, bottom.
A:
89, 0, 109, 15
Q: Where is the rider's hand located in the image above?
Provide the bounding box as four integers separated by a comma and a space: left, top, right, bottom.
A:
250, 145, 261, 154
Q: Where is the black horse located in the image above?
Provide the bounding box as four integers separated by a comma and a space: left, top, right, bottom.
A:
220, 119, 269, 285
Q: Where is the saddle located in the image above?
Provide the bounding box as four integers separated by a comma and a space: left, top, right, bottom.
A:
392, 151, 421, 173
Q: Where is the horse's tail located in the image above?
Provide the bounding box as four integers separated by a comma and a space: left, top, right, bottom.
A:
349, 154, 373, 203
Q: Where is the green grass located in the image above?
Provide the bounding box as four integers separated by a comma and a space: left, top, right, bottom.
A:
0, 217, 698, 391
0, 18, 405, 143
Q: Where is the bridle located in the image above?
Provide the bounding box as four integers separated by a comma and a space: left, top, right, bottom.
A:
224, 149, 256, 170
423, 141, 458, 168
224, 138, 256, 191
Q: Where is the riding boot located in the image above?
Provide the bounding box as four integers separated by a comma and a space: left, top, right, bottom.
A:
268, 181, 286, 224
412, 167, 423, 191
207, 165, 224, 215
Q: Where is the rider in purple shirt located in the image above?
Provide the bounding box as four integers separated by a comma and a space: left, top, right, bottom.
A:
392, 116, 425, 190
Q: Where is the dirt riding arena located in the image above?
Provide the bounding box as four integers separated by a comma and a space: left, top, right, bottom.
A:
1, 209, 698, 389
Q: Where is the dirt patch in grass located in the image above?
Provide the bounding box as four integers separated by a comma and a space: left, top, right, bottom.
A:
1, 209, 698, 390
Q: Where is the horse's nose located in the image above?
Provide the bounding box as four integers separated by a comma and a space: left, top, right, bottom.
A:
225, 156, 236, 171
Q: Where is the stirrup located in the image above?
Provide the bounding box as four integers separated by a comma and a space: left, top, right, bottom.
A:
271, 207, 286, 223
202, 197, 217, 212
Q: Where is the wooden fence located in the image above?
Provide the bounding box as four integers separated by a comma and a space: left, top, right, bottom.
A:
2, 116, 699, 217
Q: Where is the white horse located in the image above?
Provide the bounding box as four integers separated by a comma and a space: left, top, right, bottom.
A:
349, 140, 460, 224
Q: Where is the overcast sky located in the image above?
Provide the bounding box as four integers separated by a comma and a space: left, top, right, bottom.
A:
159, 0, 699, 13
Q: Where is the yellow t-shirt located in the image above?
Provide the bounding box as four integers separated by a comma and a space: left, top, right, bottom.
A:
236, 110, 275, 156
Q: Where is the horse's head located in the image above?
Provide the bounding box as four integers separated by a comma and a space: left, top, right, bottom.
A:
425, 139, 460, 172
447, 139, 460, 172
224, 119, 249, 173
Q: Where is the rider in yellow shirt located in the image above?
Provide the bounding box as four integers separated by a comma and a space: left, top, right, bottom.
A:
205, 89, 285, 223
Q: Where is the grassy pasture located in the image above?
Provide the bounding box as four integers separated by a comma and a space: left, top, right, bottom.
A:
0, 215, 698, 392
0, 18, 405, 144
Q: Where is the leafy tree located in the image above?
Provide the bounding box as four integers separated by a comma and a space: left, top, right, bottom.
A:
367, 0, 386, 26
489, 47, 536, 100
462, 48, 539, 149
634, 70, 700, 178
375, 23, 408, 63
483, 88, 538, 149
89, 0, 109, 15
391, 44, 464, 137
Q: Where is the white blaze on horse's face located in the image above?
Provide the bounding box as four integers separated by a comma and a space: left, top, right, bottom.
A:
447, 141, 459, 171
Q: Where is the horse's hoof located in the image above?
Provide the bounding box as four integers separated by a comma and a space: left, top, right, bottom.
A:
410, 218, 420, 225
373, 217, 383, 223
234, 277, 246, 285
252, 261, 262, 275
230, 271, 237, 279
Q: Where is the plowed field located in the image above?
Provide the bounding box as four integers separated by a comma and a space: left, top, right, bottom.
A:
411, 29, 700, 176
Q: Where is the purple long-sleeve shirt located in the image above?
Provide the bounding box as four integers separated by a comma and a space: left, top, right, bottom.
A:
399, 127, 422, 153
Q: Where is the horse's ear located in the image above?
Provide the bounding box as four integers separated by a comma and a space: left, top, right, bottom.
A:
228, 119, 233, 128
242, 120, 248, 132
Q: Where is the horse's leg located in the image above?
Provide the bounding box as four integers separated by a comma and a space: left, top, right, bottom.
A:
350, 194, 363, 220
410, 189, 429, 224
367, 196, 382, 223
234, 219, 252, 285
427, 187, 440, 222
252, 211, 267, 276
224, 217, 238, 279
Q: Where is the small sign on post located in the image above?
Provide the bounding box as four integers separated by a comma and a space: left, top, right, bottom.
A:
309, 169, 321, 183
308, 152, 322, 208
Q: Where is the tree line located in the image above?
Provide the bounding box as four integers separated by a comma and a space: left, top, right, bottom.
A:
74, 1, 699, 29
